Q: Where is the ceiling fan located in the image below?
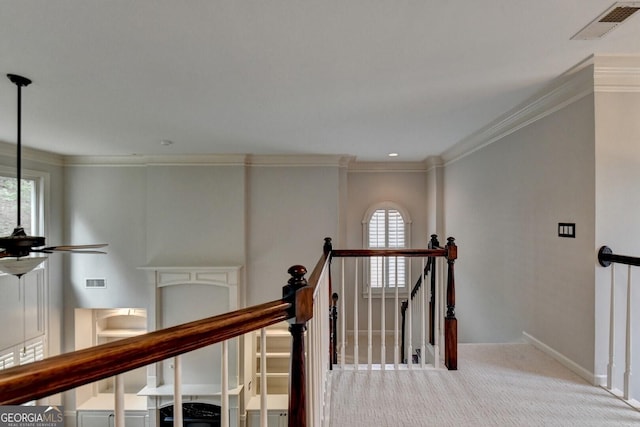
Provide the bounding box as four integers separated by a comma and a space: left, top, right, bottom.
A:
0, 74, 107, 277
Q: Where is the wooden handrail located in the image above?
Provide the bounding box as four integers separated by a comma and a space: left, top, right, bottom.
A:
0, 299, 291, 405
331, 248, 447, 258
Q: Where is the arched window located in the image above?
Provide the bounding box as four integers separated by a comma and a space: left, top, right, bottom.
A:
363, 203, 411, 291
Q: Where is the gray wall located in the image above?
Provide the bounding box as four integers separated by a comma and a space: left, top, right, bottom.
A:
246, 165, 340, 305
63, 161, 341, 316
443, 94, 596, 372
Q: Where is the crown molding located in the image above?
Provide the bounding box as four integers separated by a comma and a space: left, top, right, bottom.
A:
424, 156, 444, 172
347, 161, 428, 173
442, 58, 595, 165
594, 55, 640, 93
0, 140, 65, 166
64, 153, 248, 166
441, 55, 640, 165
245, 154, 350, 167
64, 153, 352, 167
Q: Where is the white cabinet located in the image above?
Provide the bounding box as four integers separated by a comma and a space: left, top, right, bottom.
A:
77, 410, 147, 427
0, 268, 46, 352
245, 395, 288, 427
246, 411, 287, 427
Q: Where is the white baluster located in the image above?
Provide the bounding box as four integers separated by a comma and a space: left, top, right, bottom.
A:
114, 375, 124, 427
434, 259, 441, 368
354, 258, 359, 370
624, 265, 632, 400
174, 356, 182, 427
368, 258, 373, 369
381, 258, 386, 369
260, 328, 267, 427
308, 315, 316, 427
407, 258, 413, 369
394, 257, 399, 368
221, 341, 229, 427
607, 265, 616, 390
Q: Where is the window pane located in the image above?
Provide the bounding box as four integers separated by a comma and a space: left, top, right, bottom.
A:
370, 256, 383, 288
388, 209, 404, 247
367, 207, 407, 289
0, 351, 14, 371
0, 176, 35, 235
369, 210, 386, 247
387, 257, 405, 286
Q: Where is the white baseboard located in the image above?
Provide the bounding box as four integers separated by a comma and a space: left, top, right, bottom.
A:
522, 332, 603, 386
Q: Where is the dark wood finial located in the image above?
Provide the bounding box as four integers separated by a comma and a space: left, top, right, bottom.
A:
324, 237, 333, 254
332, 292, 338, 303
283, 265, 308, 314
429, 234, 439, 249
446, 236, 457, 261
287, 265, 308, 288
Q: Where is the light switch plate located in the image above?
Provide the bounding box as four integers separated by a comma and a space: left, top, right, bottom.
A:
558, 223, 576, 238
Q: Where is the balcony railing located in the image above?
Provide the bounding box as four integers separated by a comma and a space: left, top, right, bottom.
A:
0, 235, 458, 427
598, 246, 640, 405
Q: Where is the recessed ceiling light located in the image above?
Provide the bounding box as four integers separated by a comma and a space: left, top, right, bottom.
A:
388, 152, 399, 157
160, 139, 173, 146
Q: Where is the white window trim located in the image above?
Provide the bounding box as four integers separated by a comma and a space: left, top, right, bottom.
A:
0, 166, 49, 238
362, 202, 412, 297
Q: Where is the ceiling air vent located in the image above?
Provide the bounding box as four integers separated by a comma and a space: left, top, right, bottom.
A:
85, 278, 107, 289
571, 2, 640, 40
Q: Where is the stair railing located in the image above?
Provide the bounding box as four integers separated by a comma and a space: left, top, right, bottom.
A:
328, 235, 457, 370
598, 246, 640, 403
400, 234, 439, 364
0, 239, 334, 427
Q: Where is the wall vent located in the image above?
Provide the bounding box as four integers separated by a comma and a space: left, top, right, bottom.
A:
571, 2, 640, 40
85, 278, 106, 289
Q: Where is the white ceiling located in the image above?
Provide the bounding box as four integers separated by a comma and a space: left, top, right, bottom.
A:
1, 1, 639, 161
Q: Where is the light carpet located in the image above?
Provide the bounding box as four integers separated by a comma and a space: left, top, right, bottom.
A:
328, 343, 640, 426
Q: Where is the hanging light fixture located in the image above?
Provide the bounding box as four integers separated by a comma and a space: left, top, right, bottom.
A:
0, 74, 107, 277
0, 75, 47, 276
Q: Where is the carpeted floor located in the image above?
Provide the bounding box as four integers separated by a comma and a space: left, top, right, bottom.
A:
328, 343, 640, 426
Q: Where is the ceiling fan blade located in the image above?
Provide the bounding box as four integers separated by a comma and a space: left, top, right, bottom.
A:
32, 249, 107, 254
39, 244, 108, 252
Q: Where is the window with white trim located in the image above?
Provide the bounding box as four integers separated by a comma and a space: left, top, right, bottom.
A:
363, 203, 411, 292
0, 167, 46, 237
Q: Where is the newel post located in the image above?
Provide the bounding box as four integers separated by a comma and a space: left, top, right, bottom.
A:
330, 292, 339, 367
283, 265, 311, 427
445, 237, 458, 370
429, 234, 440, 345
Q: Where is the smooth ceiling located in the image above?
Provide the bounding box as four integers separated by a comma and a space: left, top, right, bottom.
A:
1, 1, 639, 161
